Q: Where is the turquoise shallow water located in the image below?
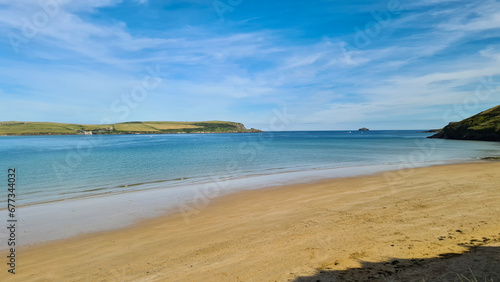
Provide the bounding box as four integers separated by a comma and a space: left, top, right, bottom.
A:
1, 131, 499, 206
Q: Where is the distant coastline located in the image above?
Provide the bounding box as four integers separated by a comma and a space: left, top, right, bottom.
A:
0, 121, 263, 136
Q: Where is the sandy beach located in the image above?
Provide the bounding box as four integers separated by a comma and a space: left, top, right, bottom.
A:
4, 162, 500, 281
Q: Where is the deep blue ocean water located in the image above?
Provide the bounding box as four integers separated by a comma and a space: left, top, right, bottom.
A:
1, 131, 499, 206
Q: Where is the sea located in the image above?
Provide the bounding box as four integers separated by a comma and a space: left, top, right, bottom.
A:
1, 131, 499, 246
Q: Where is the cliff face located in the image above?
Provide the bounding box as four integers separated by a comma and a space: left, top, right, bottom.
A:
429, 105, 500, 141
233, 122, 262, 133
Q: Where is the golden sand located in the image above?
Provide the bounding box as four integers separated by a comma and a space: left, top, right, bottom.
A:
4, 162, 500, 281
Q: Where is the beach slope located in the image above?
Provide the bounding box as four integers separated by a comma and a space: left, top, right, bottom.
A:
5, 162, 500, 281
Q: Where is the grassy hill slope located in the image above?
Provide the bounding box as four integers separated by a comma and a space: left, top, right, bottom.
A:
429, 105, 500, 141
0, 121, 262, 136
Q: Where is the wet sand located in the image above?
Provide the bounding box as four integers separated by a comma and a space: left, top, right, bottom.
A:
4, 162, 500, 281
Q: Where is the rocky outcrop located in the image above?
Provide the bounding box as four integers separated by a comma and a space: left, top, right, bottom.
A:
429, 105, 500, 141
420, 129, 441, 133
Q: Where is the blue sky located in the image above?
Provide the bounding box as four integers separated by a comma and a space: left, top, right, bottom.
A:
0, 0, 499, 130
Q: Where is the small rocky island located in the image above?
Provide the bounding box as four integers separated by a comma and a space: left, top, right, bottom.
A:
358, 127, 370, 131
428, 104, 500, 141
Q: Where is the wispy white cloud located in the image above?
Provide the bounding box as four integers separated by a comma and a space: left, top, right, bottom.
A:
0, 0, 499, 129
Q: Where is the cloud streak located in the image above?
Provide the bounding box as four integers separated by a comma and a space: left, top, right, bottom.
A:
0, 0, 499, 129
